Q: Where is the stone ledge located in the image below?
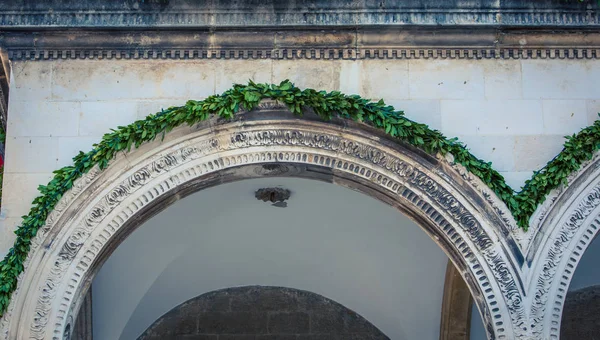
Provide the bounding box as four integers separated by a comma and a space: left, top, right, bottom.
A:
3, 27, 600, 61
0, 0, 599, 28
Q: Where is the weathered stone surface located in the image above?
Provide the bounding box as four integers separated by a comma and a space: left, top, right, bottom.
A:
138, 286, 389, 339
79, 102, 138, 137
513, 136, 566, 172
542, 100, 588, 134
441, 100, 543, 135
386, 99, 441, 131
268, 313, 309, 334
0, 173, 53, 219
8, 62, 52, 102
57, 136, 100, 168
522, 60, 600, 99
587, 100, 600, 125
7, 101, 80, 137
561, 285, 600, 339
197, 312, 268, 334
1, 0, 598, 28
482, 59, 523, 99
3, 136, 58, 173
215, 60, 272, 94
51, 61, 217, 101
499, 171, 533, 191
409, 60, 485, 100
356, 60, 410, 100
454, 135, 515, 172
272, 60, 340, 92
230, 287, 299, 312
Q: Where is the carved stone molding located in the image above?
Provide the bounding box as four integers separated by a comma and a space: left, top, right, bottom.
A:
3, 28, 600, 61
3, 1, 600, 61
525, 151, 600, 339
0, 106, 525, 339
0, 0, 598, 28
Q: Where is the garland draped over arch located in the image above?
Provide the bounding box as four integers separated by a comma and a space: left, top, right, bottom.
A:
0, 79, 598, 316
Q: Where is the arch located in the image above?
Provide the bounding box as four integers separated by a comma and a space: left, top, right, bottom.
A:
0, 103, 524, 339
138, 285, 390, 339
526, 151, 600, 339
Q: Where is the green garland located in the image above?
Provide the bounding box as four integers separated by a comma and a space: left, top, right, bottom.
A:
0, 79, 599, 315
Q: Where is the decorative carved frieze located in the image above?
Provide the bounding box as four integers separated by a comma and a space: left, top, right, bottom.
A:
3, 28, 600, 61
527, 155, 600, 339
0, 108, 523, 340
4, 105, 600, 340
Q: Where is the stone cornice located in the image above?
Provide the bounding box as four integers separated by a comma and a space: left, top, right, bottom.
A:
2, 27, 600, 61
2, 1, 600, 61
0, 0, 599, 28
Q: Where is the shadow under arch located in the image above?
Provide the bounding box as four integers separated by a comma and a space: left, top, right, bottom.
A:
0, 102, 524, 340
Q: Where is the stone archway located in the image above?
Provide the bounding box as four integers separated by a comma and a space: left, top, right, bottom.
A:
0, 103, 523, 340
525, 152, 600, 339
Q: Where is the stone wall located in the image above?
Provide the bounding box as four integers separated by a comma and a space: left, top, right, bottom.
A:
138, 286, 389, 340
561, 285, 600, 339
2, 57, 599, 256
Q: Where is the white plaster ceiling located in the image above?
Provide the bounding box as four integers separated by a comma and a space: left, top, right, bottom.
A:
92, 177, 449, 340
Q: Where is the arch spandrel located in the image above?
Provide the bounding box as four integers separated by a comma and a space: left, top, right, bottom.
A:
0, 103, 524, 340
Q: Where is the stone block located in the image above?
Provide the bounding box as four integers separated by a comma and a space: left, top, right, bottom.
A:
7, 101, 80, 137
1, 173, 53, 219
343, 312, 380, 334
513, 135, 566, 172
215, 59, 272, 94
137, 100, 188, 120
4, 136, 59, 173
561, 286, 600, 340
439, 101, 480, 135
408, 60, 485, 99
386, 100, 441, 131
587, 100, 600, 125
256, 335, 298, 340
542, 100, 588, 134
522, 60, 600, 99
301, 335, 339, 340
268, 312, 309, 334
342, 334, 389, 340
499, 171, 534, 192
192, 291, 231, 312
79, 101, 138, 137
218, 336, 256, 340
230, 287, 299, 312
441, 100, 543, 136
51, 60, 216, 101
197, 312, 268, 334
453, 136, 515, 172
144, 336, 217, 340
296, 290, 336, 311
144, 308, 198, 336
339, 61, 361, 95
57, 137, 101, 168
357, 60, 410, 100
311, 311, 346, 333
272, 60, 340, 91
9, 61, 52, 102
483, 60, 522, 99
0, 218, 20, 258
